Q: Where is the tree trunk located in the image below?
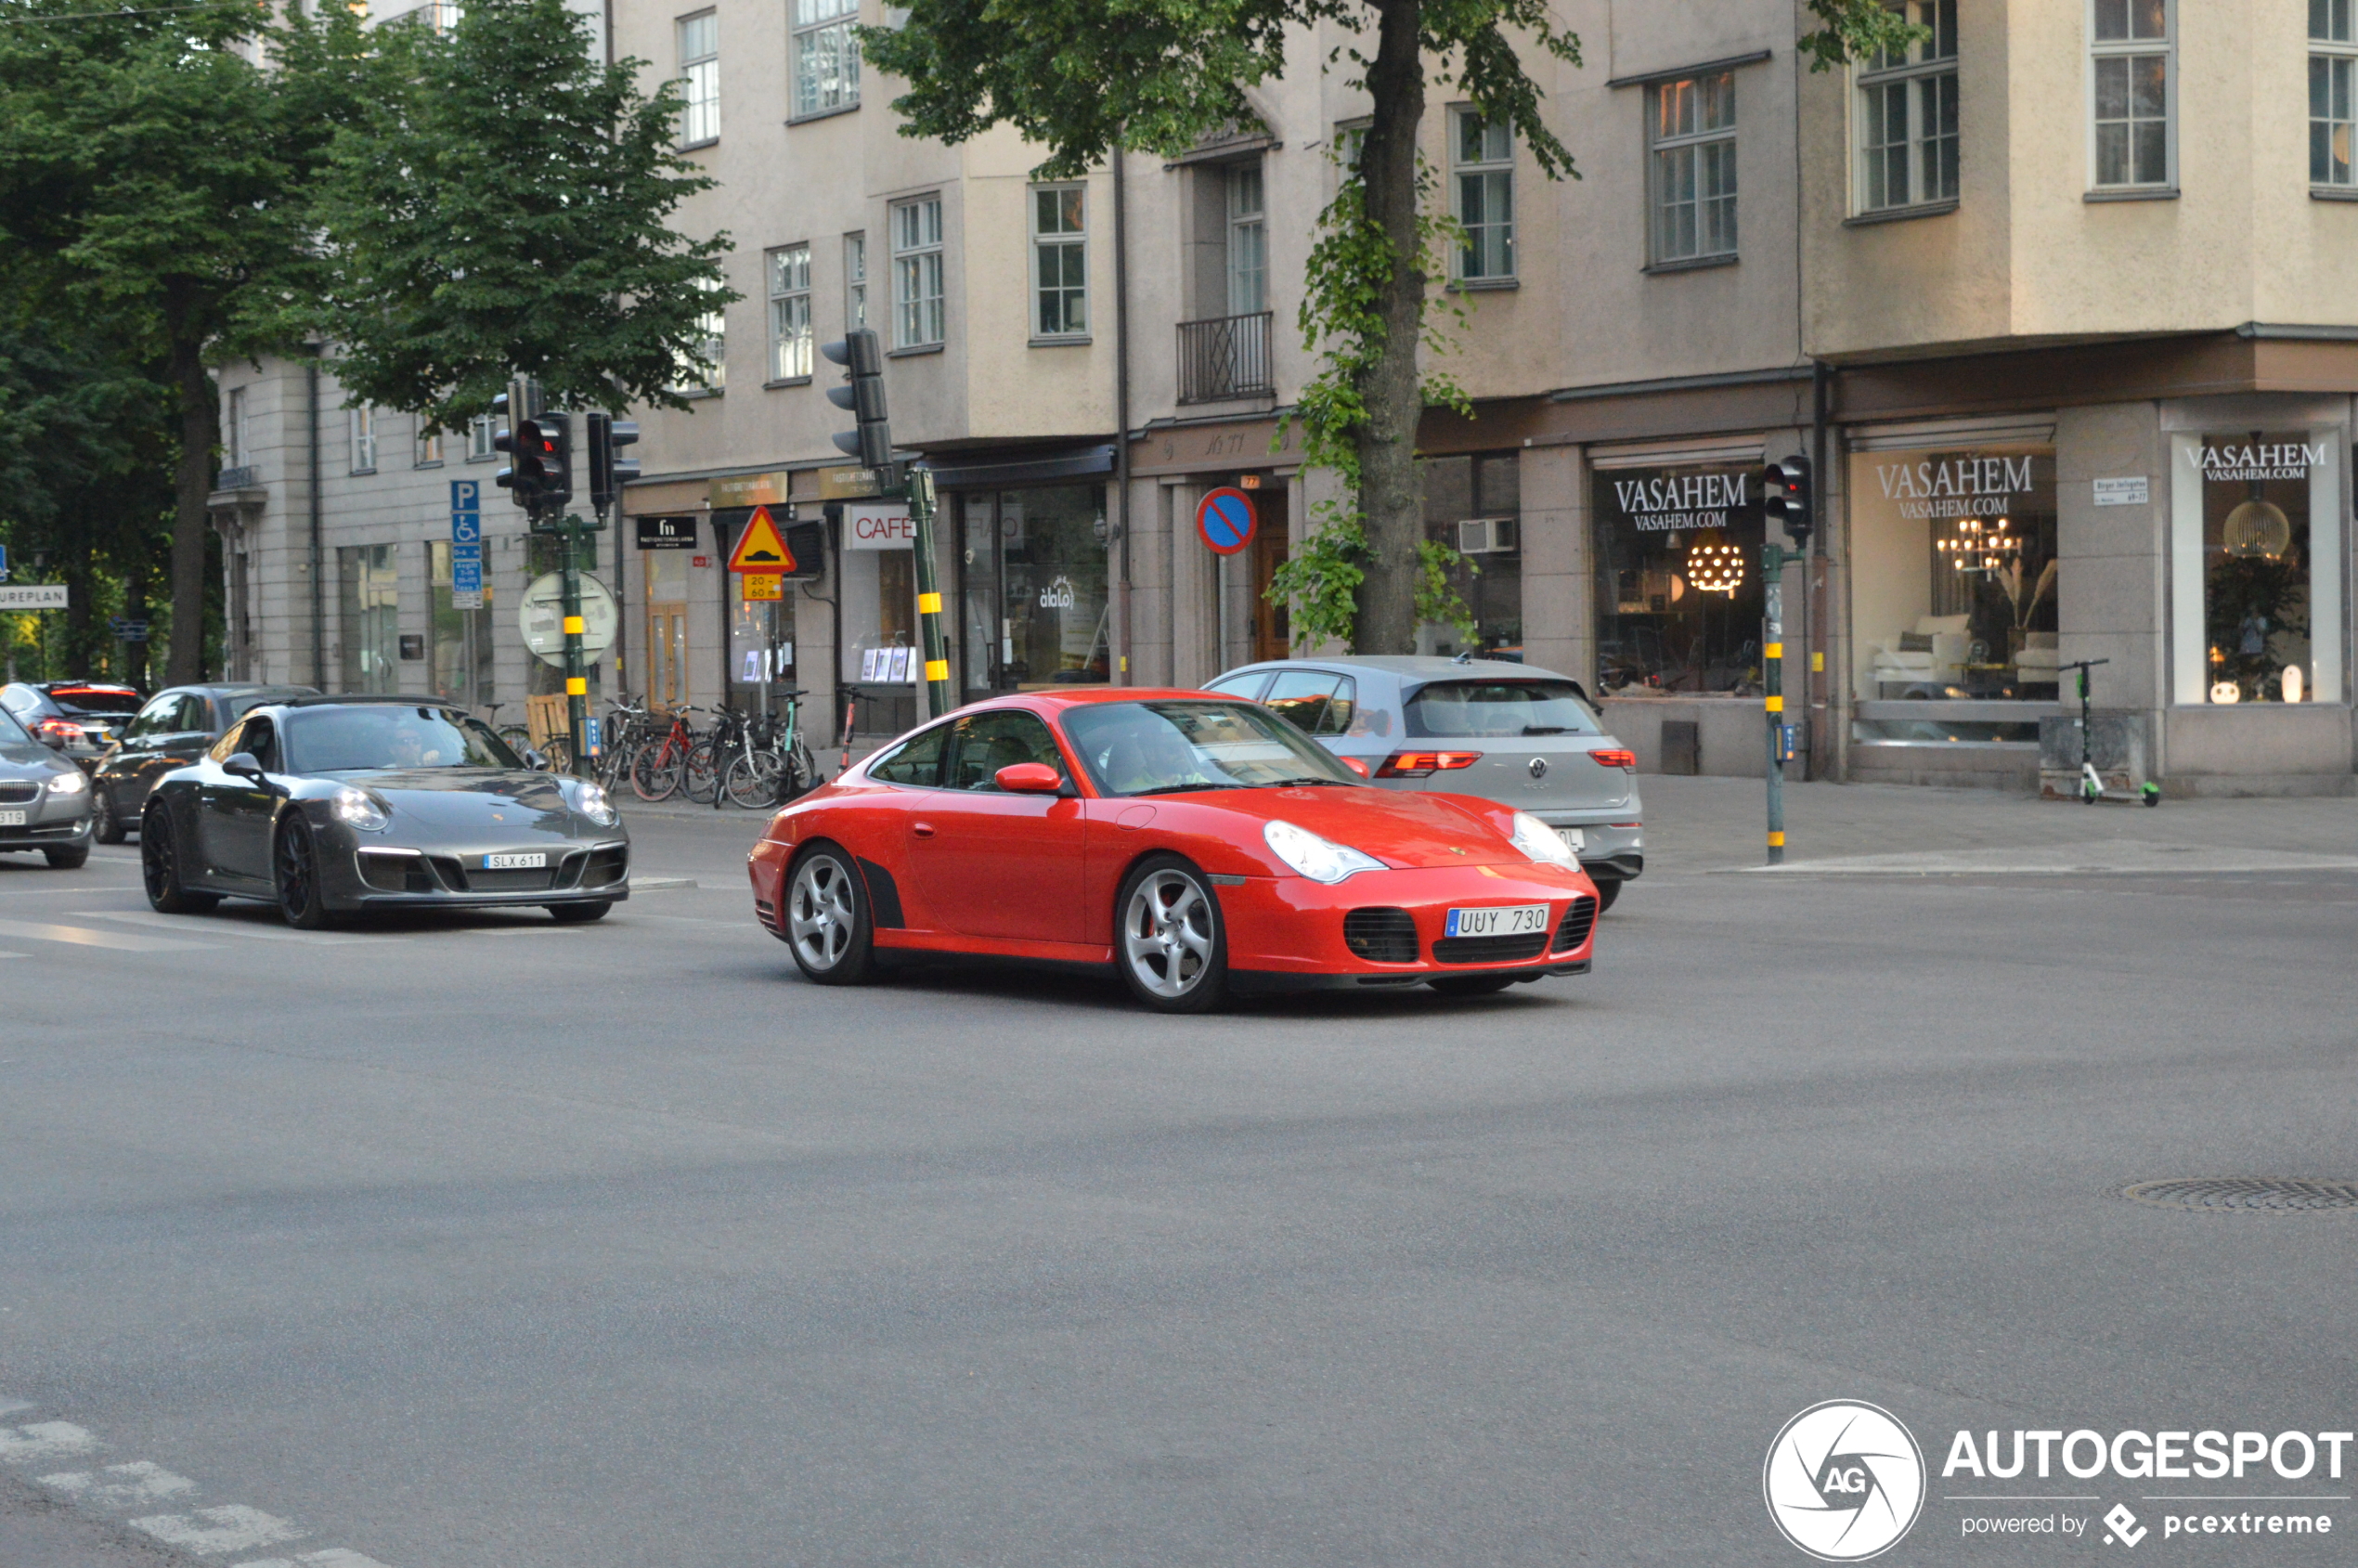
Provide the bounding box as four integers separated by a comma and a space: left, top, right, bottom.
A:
1350, 0, 1428, 655
167, 319, 215, 684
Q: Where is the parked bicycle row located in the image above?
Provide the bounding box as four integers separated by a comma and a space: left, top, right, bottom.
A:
591, 690, 825, 808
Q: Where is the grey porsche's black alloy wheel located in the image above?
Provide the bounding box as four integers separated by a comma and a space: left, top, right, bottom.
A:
786, 845, 874, 984
140, 806, 217, 914
1115, 854, 1228, 1013
274, 818, 332, 930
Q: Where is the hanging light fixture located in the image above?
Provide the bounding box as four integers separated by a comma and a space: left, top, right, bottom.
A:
1936, 515, 2024, 575
1685, 530, 1745, 595
2222, 499, 2291, 560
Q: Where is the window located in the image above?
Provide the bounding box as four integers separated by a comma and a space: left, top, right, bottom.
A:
1452, 110, 1515, 279
2313, 1, 2357, 188
679, 279, 726, 391
1334, 119, 1368, 176
1650, 73, 1737, 262
469, 415, 495, 460
1424, 452, 1522, 656
944, 710, 1069, 790
225, 386, 246, 469
1263, 670, 1359, 736
891, 195, 944, 348
1225, 163, 1266, 315
677, 12, 718, 146
337, 543, 399, 693
416, 422, 444, 466
2092, 0, 2170, 189
868, 721, 950, 786
792, 0, 859, 119
350, 405, 378, 473
844, 232, 867, 330
1855, 0, 1959, 212
1591, 459, 1762, 694
767, 243, 812, 381
427, 539, 492, 707
2170, 431, 2343, 706
1030, 185, 1086, 338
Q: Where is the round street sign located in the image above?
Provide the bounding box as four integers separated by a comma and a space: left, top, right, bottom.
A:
1195, 487, 1258, 555
519, 572, 618, 667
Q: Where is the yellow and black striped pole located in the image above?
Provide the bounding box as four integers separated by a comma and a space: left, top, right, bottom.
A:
559, 515, 590, 778
1763, 541, 1785, 865
905, 467, 955, 719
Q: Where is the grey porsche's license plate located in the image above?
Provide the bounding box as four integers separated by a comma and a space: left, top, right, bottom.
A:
1445, 903, 1548, 939
0, 810, 23, 827
485, 851, 548, 870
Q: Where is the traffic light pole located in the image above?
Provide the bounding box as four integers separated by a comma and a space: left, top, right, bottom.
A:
1763, 542, 1785, 867
557, 511, 590, 778
905, 468, 953, 719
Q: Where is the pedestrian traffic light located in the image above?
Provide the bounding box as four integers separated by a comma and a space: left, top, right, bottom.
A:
491, 393, 540, 510
1763, 455, 1813, 546
586, 412, 640, 513
822, 329, 892, 470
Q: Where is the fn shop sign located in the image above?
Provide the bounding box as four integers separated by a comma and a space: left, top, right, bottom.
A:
636, 516, 699, 550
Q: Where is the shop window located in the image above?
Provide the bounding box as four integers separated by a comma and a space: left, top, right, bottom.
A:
1593, 460, 1761, 694
956, 487, 1109, 693
1846, 447, 2057, 714
677, 11, 718, 146
1451, 110, 1514, 281
2092, 0, 2171, 190
426, 540, 492, 708
768, 242, 812, 382
1855, 0, 1959, 213
2170, 431, 2342, 705
2313, 0, 2358, 188
791, 0, 859, 119
1649, 71, 1737, 264
337, 543, 399, 693
1422, 452, 1522, 657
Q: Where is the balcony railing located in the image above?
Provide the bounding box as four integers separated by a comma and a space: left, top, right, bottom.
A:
214, 465, 259, 491
1177, 311, 1274, 404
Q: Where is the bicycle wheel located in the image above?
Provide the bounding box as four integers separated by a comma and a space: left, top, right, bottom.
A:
497, 724, 532, 755
632, 745, 682, 802
785, 740, 818, 798
725, 751, 785, 809
682, 741, 723, 804
539, 735, 574, 773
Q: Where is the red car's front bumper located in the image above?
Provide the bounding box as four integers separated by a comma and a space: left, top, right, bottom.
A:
1215, 862, 1598, 991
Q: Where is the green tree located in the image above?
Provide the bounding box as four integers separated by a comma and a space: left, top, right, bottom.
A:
869, 0, 1919, 651
0, 0, 377, 683
311, 0, 733, 434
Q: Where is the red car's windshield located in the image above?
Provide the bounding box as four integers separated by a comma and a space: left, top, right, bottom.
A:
1063, 700, 1361, 797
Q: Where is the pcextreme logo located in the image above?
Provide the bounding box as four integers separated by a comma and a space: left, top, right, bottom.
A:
1765, 1400, 1928, 1562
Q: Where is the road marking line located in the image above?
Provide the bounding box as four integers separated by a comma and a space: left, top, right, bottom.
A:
38, 1460, 196, 1506
130, 1504, 306, 1555
236, 1552, 397, 1568
0, 1421, 102, 1460
0, 917, 213, 953
0, 1399, 33, 1419
82, 912, 381, 946
632, 877, 698, 890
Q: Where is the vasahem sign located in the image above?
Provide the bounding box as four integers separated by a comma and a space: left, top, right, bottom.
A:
1613, 472, 1747, 532
2186, 440, 2326, 483
845, 502, 914, 550
1874, 455, 2035, 520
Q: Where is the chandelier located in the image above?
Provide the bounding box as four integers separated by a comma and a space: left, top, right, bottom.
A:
1937, 516, 2023, 575
1684, 531, 1745, 595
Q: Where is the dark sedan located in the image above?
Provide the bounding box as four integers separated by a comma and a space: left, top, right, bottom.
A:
0, 680, 145, 770
91, 682, 317, 843
140, 695, 630, 928
0, 702, 96, 868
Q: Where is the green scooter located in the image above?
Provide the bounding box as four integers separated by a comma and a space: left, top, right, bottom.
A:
2057, 657, 2161, 806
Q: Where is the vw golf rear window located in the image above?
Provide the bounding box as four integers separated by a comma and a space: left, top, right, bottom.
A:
1404, 680, 1600, 739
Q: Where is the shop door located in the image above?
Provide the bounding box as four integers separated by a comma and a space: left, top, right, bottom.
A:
647, 606, 687, 708
1249, 486, 1290, 663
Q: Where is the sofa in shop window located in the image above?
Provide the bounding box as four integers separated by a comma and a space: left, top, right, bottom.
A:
1867, 614, 1971, 693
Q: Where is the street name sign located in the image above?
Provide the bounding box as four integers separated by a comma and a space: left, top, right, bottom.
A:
0, 585, 68, 610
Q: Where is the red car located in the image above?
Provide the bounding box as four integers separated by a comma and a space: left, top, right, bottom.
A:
746, 690, 1600, 1012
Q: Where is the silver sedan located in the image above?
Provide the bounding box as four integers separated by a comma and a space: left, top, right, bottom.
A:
1206, 655, 1643, 909
0, 701, 97, 869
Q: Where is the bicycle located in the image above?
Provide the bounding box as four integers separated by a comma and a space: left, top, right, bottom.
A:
724, 689, 819, 809
598, 696, 659, 793
630, 705, 710, 802
482, 701, 534, 758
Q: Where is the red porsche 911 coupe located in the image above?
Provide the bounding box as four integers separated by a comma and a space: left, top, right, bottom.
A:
746, 690, 1600, 1012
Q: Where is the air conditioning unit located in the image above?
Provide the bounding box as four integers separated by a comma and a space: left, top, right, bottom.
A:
1458, 516, 1519, 555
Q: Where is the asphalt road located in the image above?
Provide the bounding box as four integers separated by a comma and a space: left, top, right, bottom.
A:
3, 807, 2355, 1567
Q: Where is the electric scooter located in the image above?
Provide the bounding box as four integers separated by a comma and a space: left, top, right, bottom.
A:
2056, 657, 2161, 806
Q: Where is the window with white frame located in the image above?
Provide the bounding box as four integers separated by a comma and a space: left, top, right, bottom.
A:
793, 0, 859, 119
1650, 72, 1737, 263
225, 386, 246, 469
1334, 119, 1368, 177
768, 243, 812, 381
416, 422, 444, 466
1225, 162, 1266, 316
2092, 0, 2170, 189
1452, 110, 1514, 279
844, 232, 866, 330
892, 196, 943, 349
2313, 0, 2357, 188
1855, 1, 1959, 212
1030, 185, 1086, 338
469, 414, 495, 460
677, 12, 718, 146
350, 405, 377, 473
677, 280, 726, 390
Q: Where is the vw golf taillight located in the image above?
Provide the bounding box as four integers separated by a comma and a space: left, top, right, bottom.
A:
1375, 750, 1483, 778
1589, 748, 1637, 771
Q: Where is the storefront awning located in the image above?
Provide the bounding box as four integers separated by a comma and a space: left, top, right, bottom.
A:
924, 446, 1117, 489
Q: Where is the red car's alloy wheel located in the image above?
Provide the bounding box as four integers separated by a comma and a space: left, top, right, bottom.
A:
1117, 857, 1227, 1013
787, 847, 875, 984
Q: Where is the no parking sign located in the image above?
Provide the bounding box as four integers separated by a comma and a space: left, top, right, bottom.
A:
1195, 487, 1257, 555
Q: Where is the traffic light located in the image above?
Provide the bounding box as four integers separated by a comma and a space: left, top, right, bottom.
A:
535, 411, 572, 507
1762, 455, 1813, 546
491, 393, 539, 510
822, 329, 891, 470
586, 412, 640, 513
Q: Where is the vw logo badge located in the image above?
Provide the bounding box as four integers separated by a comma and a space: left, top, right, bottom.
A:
1527, 758, 1548, 780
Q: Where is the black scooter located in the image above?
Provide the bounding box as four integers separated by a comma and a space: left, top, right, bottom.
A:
2057, 658, 2161, 806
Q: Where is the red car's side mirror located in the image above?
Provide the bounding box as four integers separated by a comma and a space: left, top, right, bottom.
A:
995, 762, 1063, 794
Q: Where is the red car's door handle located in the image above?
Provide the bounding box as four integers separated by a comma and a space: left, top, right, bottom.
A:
912, 821, 936, 838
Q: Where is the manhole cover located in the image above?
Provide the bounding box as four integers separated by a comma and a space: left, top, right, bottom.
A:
2122, 1178, 2358, 1212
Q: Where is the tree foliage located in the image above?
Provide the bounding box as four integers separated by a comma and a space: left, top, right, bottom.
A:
312, 0, 733, 433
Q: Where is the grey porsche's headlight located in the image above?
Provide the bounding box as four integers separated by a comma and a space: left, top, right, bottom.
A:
332, 785, 390, 832
45, 770, 87, 796
573, 781, 619, 827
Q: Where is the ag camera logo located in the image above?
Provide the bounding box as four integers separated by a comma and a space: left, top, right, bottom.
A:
1765, 1400, 1926, 1561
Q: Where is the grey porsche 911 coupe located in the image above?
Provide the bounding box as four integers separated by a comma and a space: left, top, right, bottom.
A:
139, 694, 629, 928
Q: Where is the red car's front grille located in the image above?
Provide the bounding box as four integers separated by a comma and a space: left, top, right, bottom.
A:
1432, 930, 1550, 965
1551, 895, 1598, 953
1342, 907, 1419, 964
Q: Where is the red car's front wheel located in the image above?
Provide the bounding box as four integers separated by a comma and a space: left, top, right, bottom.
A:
1115, 855, 1229, 1014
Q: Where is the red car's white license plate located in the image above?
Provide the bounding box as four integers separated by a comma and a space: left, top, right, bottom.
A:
1445, 903, 1548, 939
485, 851, 547, 870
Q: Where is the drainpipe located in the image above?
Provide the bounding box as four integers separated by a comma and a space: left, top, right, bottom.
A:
1113, 145, 1134, 686
308, 351, 325, 690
